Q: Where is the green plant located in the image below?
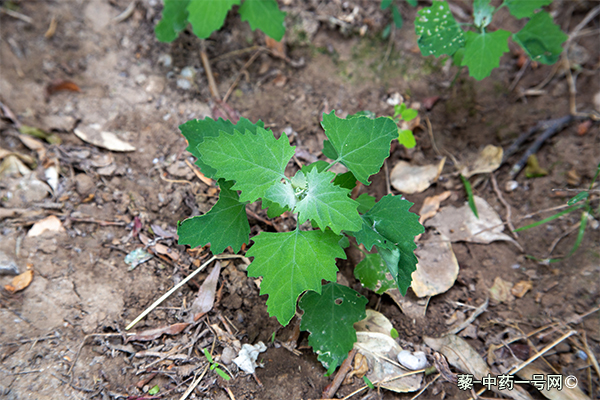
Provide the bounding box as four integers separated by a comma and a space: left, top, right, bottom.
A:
514, 163, 600, 263
155, 0, 285, 43
203, 348, 231, 380
380, 0, 418, 38
177, 112, 424, 374
414, 0, 567, 80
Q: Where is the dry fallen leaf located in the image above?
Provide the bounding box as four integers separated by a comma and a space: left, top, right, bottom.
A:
27, 215, 65, 237
46, 80, 81, 96
517, 364, 590, 400
265, 36, 286, 59
489, 276, 515, 303
153, 243, 180, 262
419, 191, 452, 225
5, 269, 34, 293
74, 125, 136, 152
411, 236, 459, 298
511, 280, 533, 298
459, 145, 503, 178
390, 157, 445, 194
425, 196, 517, 245
187, 262, 221, 323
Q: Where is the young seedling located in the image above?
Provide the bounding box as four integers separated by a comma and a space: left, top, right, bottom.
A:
203, 348, 231, 381
514, 163, 600, 263
380, 0, 418, 38
415, 0, 567, 80
155, 0, 285, 43
177, 111, 424, 374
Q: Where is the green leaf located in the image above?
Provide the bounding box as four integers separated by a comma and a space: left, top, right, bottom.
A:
354, 252, 395, 294
321, 111, 398, 185
504, 0, 552, 19
462, 29, 511, 80
460, 174, 479, 219
400, 108, 418, 122
299, 282, 367, 371
322, 139, 338, 160
567, 191, 589, 206
512, 11, 567, 65
261, 198, 289, 218
238, 0, 286, 41
348, 110, 377, 119
513, 204, 583, 232
246, 229, 345, 325
148, 385, 160, 395
177, 180, 250, 253
398, 129, 416, 148
452, 46, 465, 66
155, 0, 190, 43
348, 195, 424, 295
290, 169, 362, 235
390, 328, 399, 339
332, 171, 358, 190
215, 367, 231, 380
180, 117, 264, 178
187, 0, 240, 39
393, 104, 406, 118
199, 126, 295, 203
406, 0, 418, 6
302, 160, 329, 174
381, 0, 392, 10
356, 193, 376, 214
363, 376, 375, 389
473, 0, 495, 29
382, 23, 392, 39
391, 4, 403, 29
415, 1, 465, 57
203, 348, 213, 363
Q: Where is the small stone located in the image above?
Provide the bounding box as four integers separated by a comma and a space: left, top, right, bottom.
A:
41, 115, 76, 132
397, 350, 428, 370
145, 76, 165, 94
177, 79, 192, 90
594, 91, 600, 112
221, 347, 236, 365
158, 54, 172, 68
504, 180, 518, 192
134, 74, 147, 85
75, 173, 95, 195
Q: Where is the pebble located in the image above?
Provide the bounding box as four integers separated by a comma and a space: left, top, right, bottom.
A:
145, 76, 165, 94
158, 54, 172, 68
221, 347, 236, 365
177, 79, 192, 90
505, 180, 518, 192
75, 173, 95, 195
397, 350, 428, 370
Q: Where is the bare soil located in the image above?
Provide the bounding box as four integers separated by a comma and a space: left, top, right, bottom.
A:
1, 1, 598, 400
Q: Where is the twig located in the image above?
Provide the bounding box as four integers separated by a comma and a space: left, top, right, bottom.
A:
68, 333, 124, 387
211, 45, 261, 63
0, 7, 33, 24
508, 330, 577, 376
425, 116, 441, 157
508, 115, 574, 179
200, 40, 220, 100
125, 256, 224, 330
179, 364, 210, 400
223, 50, 262, 103
0, 333, 61, 346
446, 297, 489, 335
184, 159, 214, 186
566, 5, 600, 46
112, 0, 136, 23
410, 374, 440, 400
383, 160, 391, 196
546, 220, 580, 256
341, 369, 425, 400
69, 216, 126, 226
322, 348, 357, 398
508, 59, 530, 92
582, 331, 600, 380
224, 387, 237, 400
490, 174, 518, 239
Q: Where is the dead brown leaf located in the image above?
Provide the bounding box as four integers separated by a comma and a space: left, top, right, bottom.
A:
577, 120, 592, 136
125, 322, 189, 343
46, 80, 81, 96
5, 270, 34, 293
419, 191, 452, 225
27, 215, 65, 237
265, 36, 286, 59
489, 276, 515, 303
187, 262, 221, 322
511, 280, 533, 298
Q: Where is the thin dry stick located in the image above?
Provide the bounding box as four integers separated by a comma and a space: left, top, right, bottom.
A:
446, 297, 489, 335
179, 364, 210, 400
546, 220, 580, 256
490, 174, 518, 239
211, 45, 261, 63
582, 331, 600, 381
508, 59, 530, 92
341, 369, 425, 400
425, 116, 441, 157
200, 41, 220, 100
125, 256, 217, 330
223, 50, 262, 103
410, 374, 440, 400
323, 348, 358, 398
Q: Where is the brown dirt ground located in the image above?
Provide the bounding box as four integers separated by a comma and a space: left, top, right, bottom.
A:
0, 1, 599, 399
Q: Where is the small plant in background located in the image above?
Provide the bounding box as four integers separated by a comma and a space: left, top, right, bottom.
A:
380, 0, 417, 38
414, 0, 568, 80
204, 348, 231, 380
514, 163, 600, 263
177, 112, 424, 374
155, 0, 286, 43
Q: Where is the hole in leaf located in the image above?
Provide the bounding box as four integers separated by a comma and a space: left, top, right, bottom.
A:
334, 298, 343, 305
